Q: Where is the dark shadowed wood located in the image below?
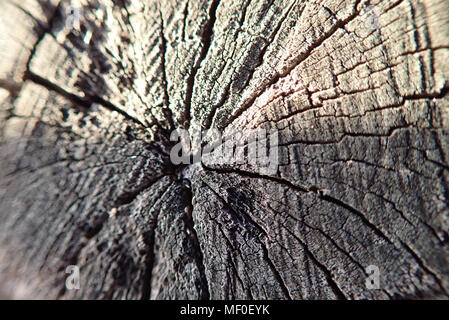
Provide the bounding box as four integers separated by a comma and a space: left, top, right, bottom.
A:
1, 0, 449, 299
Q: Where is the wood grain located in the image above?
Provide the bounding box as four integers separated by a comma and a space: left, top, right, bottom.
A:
0, 0, 448, 299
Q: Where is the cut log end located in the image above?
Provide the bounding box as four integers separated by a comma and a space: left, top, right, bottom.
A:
1, 0, 449, 300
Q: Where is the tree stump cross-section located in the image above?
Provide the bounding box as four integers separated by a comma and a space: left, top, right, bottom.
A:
0, 0, 449, 299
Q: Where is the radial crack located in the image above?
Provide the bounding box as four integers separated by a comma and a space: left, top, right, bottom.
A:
183, 0, 220, 128
182, 180, 210, 300
24, 70, 148, 129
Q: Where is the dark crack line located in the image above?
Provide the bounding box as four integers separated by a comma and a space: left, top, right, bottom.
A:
158, 8, 176, 131
183, 0, 220, 128
24, 71, 148, 129
204, 177, 344, 299
22, 3, 56, 72
206, 208, 258, 299
203, 171, 349, 299
295, 214, 392, 298
282, 226, 347, 300
205, 0, 299, 131
210, 210, 254, 299
201, 0, 252, 130
113, 174, 166, 208
24, 70, 91, 110
181, 0, 189, 42
224, 0, 362, 128
141, 180, 176, 300
399, 240, 449, 297
237, 0, 300, 96
278, 123, 426, 148
140, 218, 157, 300
183, 180, 210, 300
3, 0, 58, 103
327, 175, 448, 246
19, 2, 154, 132
202, 163, 449, 296
203, 180, 293, 299
56, 212, 109, 299
260, 79, 449, 129
202, 163, 395, 247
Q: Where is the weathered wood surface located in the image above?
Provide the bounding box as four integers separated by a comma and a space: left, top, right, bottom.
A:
0, 0, 449, 299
